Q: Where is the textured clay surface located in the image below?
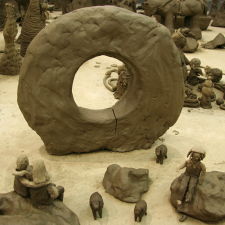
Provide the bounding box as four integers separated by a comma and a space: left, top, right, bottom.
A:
103, 164, 150, 203
17, 6, 184, 155
0, 192, 80, 225
170, 171, 225, 222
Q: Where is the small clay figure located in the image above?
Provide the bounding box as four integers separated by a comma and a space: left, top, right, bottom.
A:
187, 58, 204, 86
176, 147, 206, 222
134, 200, 147, 222
19, 159, 64, 205
204, 66, 223, 83
184, 87, 200, 108
89, 192, 104, 220
199, 79, 215, 109
13, 154, 33, 197
155, 144, 168, 164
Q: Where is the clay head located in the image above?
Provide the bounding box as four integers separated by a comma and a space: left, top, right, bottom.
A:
204, 79, 213, 88
190, 58, 201, 69
16, 154, 29, 171
32, 160, 50, 184
172, 31, 186, 49
187, 146, 206, 161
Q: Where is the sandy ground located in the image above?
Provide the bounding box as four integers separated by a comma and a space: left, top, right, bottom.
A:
0, 12, 225, 225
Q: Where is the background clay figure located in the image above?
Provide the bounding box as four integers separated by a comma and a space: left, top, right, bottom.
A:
199, 79, 215, 109
187, 58, 204, 86
155, 144, 168, 165
89, 192, 104, 220
176, 147, 206, 222
13, 154, 33, 197
134, 200, 147, 222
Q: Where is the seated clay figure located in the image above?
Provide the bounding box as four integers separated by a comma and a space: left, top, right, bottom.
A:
176, 147, 206, 222
13, 154, 33, 198
187, 58, 204, 86
199, 79, 215, 109
19, 159, 64, 205
183, 87, 200, 108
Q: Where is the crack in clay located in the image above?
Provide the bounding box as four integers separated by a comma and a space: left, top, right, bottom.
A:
112, 108, 117, 136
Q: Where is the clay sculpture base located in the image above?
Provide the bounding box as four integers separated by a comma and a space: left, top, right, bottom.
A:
0, 192, 80, 225
102, 164, 150, 203
170, 171, 225, 222
17, 6, 184, 155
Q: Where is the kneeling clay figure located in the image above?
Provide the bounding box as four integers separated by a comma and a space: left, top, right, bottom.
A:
155, 144, 168, 164
103, 164, 150, 203
89, 192, 104, 220
134, 200, 147, 222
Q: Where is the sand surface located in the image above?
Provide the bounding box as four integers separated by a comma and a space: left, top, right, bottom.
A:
0, 11, 225, 225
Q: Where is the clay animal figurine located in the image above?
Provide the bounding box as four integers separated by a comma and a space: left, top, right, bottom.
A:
134, 200, 147, 222
143, 0, 207, 39
199, 79, 215, 109
176, 147, 206, 222
155, 144, 168, 164
89, 192, 104, 220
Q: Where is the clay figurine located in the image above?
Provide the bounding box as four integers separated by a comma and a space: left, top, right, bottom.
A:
155, 144, 168, 164
204, 66, 223, 83
176, 147, 206, 222
13, 154, 33, 197
184, 86, 200, 108
199, 79, 215, 109
134, 200, 147, 222
187, 58, 204, 86
89, 192, 104, 220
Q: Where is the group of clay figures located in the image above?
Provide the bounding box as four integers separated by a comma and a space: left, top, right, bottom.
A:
13, 155, 64, 205
172, 30, 225, 110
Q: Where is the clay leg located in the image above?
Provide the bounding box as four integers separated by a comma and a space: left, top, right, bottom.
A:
99, 208, 102, 218
188, 15, 202, 40
185, 177, 198, 203
160, 157, 163, 165
177, 175, 190, 202
92, 209, 97, 220
134, 214, 138, 222
164, 12, 174, 34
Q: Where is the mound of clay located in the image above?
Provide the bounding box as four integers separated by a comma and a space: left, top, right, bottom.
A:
183, 37, 198, 53
0, 192, 80, 225
170, 171, 225, 222
202, 33, 225, 49
103, 164, 150, 203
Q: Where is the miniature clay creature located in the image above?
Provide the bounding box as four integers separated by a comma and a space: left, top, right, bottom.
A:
0, 3, 22, 75
184, 86, 200, 108
19, 159, 64, 205
143, 0, 207, 39
134, 200, 147, 222
204, 66, 223, 83
155, 144, 168, 164
20, 0, 46, 57
13, 154, 33, 197
89, 192, 104, 220
172, 31, 189, 80
187, 58, 204, 86
176, 147, 206, 222
199, 79, 215, 109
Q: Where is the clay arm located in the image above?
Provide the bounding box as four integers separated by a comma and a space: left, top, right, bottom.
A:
198, 163, 206, 185
12, 170, 31, 177
177, 161, 187, 171
19, 177, 50, 188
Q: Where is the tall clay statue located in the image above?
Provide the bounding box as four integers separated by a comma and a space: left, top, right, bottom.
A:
0, 3, 22, 75
20, 0, 46, 57
176, 147, 206, 222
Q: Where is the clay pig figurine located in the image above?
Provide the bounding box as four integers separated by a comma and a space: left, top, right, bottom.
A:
89, 192, 104, 220
155, 144, 168, 164
134, 200, 147, 222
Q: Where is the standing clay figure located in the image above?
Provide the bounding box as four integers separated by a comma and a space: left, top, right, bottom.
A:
176, 147, 206, 222
155, 144, 168, 164
172, 31, 189, 80
13, 154, 33, 197
199, 79, 215, 109
89, 192, 104, 220
20, 0, 46, 57
134, 200, 147, 222
19, 159, 64, 205
187, 58, 204, 86
0, 3, 22, 75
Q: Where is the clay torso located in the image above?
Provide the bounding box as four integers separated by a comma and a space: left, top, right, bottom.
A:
185, 160, 202, 177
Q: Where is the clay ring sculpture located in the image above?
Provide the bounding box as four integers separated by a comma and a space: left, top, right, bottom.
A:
17, 6, 184, 155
